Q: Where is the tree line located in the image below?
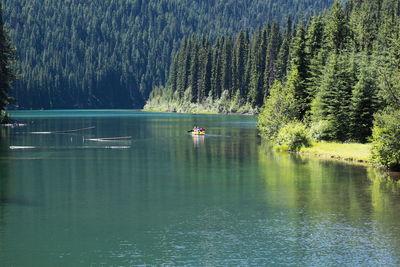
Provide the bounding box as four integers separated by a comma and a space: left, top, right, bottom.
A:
147, 19, 293, 111
1, 0, 333, 109
146, 0, 400, 169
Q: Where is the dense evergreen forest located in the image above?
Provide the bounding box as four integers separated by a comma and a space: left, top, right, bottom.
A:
1, 0, 333, 109
0, 3, 15, 123
146, 0, 400, 169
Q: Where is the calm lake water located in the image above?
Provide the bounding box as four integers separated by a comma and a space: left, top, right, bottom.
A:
0, 110, 400, 266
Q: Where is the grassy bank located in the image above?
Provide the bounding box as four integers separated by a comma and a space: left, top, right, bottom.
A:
299, 142, 372, 163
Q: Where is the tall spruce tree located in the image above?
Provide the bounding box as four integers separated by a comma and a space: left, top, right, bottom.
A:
248, 29, 268, 107
325, 0, 350, 54
349, 56, 378, 142
305, 15, 327, 98
189, 39, 200, 103
311, 53, 355, 141
233, 30, 249, 99
286, 23, 310, 119
263, 21, 282, 98
275, 17, 293, 82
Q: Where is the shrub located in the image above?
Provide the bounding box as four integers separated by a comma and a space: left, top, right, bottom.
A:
371, 110, 400, 170
309, 120, 335, 141
0, 110, 11, 124
276, 121, 311, 152
257, 81, 299, 140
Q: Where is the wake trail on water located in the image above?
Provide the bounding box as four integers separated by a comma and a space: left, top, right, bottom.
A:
30, 126, 95, 134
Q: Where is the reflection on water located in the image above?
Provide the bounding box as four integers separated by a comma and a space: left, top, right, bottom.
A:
192, 134, 205, 148
0, 111, 400, 266
258, 140, 400, 265
0, 128, 11, 262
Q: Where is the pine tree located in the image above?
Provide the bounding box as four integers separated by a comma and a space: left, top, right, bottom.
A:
325, 0, 350, 54
211, 38, 223, 99
189, 39, 200, 102
311, 53, 355, 141
305, 15, 327, 98
378, 36, 400, 110
275, 17, 293, 83
198, 38, 212, 103
167, 54, 178, 93
233, 30, 249, 98
221, 35, 233, 96
350, 57, 378, 142
176, 39, 191, 97
286, 24, 309, 119
247, 29, 267, 107
263, 21, 282, 98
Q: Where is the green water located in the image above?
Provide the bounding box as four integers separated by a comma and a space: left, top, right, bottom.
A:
0, 110, 400, 266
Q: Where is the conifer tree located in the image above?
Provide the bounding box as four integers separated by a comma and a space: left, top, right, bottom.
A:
176, 39, 191, 97
305, 15, 327, 97
167, 54, 179, 93
311, 53, 354, 141
275, 17, 293, 82
189, 40, 200, 102
211, 38, 223, 99
286, 24, 310, 119
325, 0, 350, 54
233, 30, 249, 98
221, 36, 233, 95
263, 21, 282, 98
199, 41, 212, 102
350, 57, 378, 142
248, 29, 267, 107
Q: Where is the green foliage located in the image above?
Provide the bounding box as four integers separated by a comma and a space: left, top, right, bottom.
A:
288, 24, 310, 119
310, 53, 355, 141
258, 81, 299, 140
0, 2, 16, 117
309, 120, 335, 141
371, 110, 400, 170
276, 121, 311, 151
349, 56, 379, 142
377, 36, 400, 110
325, 0, 350, 54
0, 109, 10, 124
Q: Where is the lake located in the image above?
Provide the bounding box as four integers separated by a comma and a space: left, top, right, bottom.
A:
1, 110, 400, 266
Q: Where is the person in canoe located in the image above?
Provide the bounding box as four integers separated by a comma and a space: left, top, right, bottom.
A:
191, 126, 205, 135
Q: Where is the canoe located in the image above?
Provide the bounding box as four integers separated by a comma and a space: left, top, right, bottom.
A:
192, 131, 205, 135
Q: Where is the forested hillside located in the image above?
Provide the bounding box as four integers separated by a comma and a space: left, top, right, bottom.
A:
146, 0, 400, 169
0, 3, 15, 123
1, 0, 333, 109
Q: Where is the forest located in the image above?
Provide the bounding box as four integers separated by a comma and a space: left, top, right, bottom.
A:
1, 0, 333, 109
0, 3, 15, 123
146, 0, 400, 170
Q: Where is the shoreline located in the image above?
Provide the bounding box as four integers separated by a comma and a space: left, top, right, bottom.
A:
143, 109, 258, 116
295, 150, 372, 166
297, 141, 372, 166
